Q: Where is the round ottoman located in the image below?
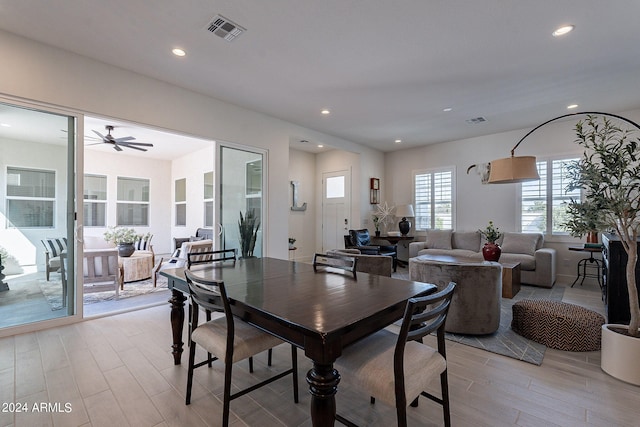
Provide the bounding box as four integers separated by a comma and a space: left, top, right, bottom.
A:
511, 299, 605, 351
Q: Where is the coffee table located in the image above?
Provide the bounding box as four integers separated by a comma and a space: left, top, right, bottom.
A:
118, 252, 154, 285
500, 261, 521, 298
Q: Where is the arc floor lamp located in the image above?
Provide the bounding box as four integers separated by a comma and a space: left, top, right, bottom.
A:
487, 111, 640, 184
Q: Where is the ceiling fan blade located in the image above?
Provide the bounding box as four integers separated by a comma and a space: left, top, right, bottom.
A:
113, 144, 123, 152
85, 142, 105, 146
114, 136, 136, 143
92, 130, 106, 140
119, 141, 154, 147
122, 144, 147, 152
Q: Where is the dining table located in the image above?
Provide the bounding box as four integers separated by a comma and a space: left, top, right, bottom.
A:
159, 256, 436, 427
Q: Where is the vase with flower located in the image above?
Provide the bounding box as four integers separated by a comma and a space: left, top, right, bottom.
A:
479, 221, 502, 262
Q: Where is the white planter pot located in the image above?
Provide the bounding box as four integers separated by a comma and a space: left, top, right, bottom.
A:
601, 324, 640, 386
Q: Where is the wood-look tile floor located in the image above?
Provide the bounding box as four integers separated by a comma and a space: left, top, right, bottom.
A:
1, 280, 639, 427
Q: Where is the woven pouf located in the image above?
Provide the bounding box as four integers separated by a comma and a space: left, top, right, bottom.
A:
511, 299, 605, 351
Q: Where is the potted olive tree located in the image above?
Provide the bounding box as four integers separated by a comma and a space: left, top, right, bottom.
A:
565, 115, 640, 385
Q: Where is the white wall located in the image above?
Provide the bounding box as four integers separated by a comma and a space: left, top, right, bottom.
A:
385, 107, 640, 281
83, 149, 173, 254
0, 29, 377, 260
170, 145, 215, 253
0, 138, 67, 266
288, 149, 316, 262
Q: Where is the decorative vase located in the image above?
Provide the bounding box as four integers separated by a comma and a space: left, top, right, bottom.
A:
375, 230, 381, 237
482, 242, 501, 262
587, 231, 599, 244
601, 324, 640, 386
398, 218, 411, 236
117, 243, 135, 257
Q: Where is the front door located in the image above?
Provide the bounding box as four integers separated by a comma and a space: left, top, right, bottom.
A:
321, 170, 351, 252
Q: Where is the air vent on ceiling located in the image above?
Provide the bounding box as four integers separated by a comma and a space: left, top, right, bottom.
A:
206, 14, 246, 41
465, 116, 487, 124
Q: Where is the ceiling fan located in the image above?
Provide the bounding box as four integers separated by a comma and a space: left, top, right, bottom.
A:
87, 125, 154, 152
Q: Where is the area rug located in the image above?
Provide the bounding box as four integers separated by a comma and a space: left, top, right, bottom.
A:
444, 285, 565, 365
392, 267, 565, 365
38, 276, 169, 311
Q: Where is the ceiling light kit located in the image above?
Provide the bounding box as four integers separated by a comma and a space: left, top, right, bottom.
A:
172, 48, 186, 57
321, 109, 331, 115
567, 104, 579, 109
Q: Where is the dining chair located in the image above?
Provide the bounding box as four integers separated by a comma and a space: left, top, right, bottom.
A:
187, 248, 237, 268
313, 252, 358, 278
334, 282, 456, 427
184, 269, 299, 426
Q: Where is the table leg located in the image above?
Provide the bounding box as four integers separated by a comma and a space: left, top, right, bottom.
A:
169, 289, 186, 365
306, 363, 340, 426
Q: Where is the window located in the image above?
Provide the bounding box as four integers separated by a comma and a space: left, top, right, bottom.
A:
520, 157, 580, 234
117, 177, 149, 226
204, 171, 214, 227
175, 178, 186, 226
413, 168, 454, 230
6, 167, 55, 228
326, 176, 345, 198
83, 174, 107, 227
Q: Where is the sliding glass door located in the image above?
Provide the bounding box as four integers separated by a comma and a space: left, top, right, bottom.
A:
218, 145, 265, 258
0, 100, 77, 332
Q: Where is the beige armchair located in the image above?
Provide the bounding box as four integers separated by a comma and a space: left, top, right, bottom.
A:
41, 237, 68, 281
409, 257, 502, 335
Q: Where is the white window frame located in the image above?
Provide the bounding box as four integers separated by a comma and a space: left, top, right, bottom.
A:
412, 166, 456, 231
83, 174, 107, 227
519, 155, 581, 237
175, 177, 186, 227
5, 166, 56, 229
116, 176, 150, 226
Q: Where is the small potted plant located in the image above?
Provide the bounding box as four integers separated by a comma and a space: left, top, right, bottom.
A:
238, 209, 260, 258
563, 198, 601, 243
479, 221, 502, 261
103, 226, 140, 257
372, 216, 381, 237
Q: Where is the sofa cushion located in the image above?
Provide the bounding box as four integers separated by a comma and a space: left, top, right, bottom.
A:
499, 253, 536, 270
418, 248, 482, 260
426, 229, 452, 250
42, 237, 68, 258
83, 236, 115, 250
501, 232, 540, 256
452, 231, 481, 252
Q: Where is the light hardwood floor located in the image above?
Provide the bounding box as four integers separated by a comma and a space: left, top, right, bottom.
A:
1, 279, 639, 426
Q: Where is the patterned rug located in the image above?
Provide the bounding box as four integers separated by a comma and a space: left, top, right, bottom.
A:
38, 275, 169, 311
393, 267, 565, 365
444, 285, 565, 365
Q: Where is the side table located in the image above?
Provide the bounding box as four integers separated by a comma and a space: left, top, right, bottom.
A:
374, 235, 414, 267
568, 246, 604, 288
119, 252, 154, 286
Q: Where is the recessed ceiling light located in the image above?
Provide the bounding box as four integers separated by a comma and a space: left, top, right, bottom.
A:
317, 144, 324, 148
567, 104, 579, 109
443, 108, 453, 112
552, 25, 574, 37
172, 48, 186, 57
395, 139, 402, 144
321, 109, 331, 115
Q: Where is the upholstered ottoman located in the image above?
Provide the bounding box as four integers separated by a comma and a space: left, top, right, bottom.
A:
511, 299, 605, 351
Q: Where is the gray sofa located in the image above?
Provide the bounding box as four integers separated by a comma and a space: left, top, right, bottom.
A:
409, 229, 556, 288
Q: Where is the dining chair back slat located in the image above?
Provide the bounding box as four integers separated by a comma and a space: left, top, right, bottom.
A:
187, 248, 237, 268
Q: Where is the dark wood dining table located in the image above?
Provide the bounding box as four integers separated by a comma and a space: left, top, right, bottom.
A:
160, 257, 435, 427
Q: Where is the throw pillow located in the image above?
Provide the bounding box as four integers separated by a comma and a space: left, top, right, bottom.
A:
500, 232, 539, 256
426, 229, 453, 250
189, 236, 204, 242
41, 237, 68, 258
